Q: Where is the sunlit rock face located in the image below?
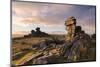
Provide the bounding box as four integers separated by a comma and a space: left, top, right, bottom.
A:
65, 17, 76, 42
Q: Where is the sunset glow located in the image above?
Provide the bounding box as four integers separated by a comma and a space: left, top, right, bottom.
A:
12, 1, 96, 37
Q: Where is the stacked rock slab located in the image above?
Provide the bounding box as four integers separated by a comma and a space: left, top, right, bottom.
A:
65, 17, 76, 42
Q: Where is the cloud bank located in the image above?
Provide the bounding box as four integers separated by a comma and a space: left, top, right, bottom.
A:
12, 1, 96, 36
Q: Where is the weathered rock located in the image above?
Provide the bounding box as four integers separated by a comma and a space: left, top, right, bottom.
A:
65, 17, 76, 42
31, 17, 96, 64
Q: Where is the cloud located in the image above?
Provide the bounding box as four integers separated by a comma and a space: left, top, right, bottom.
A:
12, 1, 74, 24
12, 1, 96, 35
12, 2, 39, 17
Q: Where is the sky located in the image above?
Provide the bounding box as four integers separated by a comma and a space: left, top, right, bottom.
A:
12, 1, 96, 37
